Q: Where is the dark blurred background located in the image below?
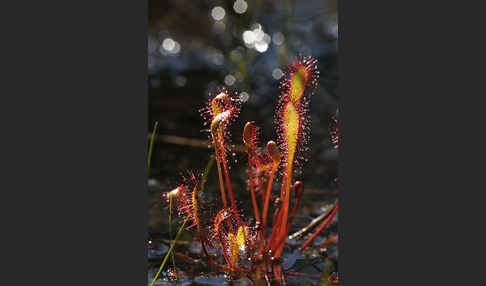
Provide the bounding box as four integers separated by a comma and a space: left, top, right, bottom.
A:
148, 0, 338, 234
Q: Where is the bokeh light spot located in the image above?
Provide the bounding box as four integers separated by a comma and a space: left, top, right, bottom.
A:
162, 38, 175, 51
233, 0, 248, 14
175, 76, 187, 87
211, 6, 226, 21
272, 32, 285, 45
255, 41, 268, 53
243, 30, 255, 44
240, 92, 249, 102
212, 52, 224, 66
272, 68, 283, 80
224, 74, 236, 86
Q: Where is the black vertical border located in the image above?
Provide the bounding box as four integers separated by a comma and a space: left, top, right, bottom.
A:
338, 0, 469, 284
1, 0, 148, 285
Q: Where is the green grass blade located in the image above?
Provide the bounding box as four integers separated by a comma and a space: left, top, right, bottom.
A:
200, 155, 215, 192
148, 121, 159, 176
169, 193, 178, 283
150, 217, 188, 286
149, 156, 215, 286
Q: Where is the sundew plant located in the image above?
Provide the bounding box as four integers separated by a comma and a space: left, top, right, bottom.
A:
151, 56, 339, 286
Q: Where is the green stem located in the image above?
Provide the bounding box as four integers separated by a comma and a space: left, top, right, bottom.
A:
150, 217, 188, 286
169, 194, 178, 282
150, 157, 214, 286
147, 121, 159, 176
201, 156, 215, 191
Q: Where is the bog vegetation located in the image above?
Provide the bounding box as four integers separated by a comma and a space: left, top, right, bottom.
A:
150, 56, 339, 286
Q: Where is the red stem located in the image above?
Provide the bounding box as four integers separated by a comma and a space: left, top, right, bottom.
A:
272, 263, 284, 286
220, 149, 235, 208
286, 185, 303, 233
299, 203, 339, 250
272, 182, 304, 254
213, 142, 227, 208
266, 202, 284, 254
247, 151, 261, 223
274, 170, 292, 258
258, 162, 278, 256
221, 150, 242, 225
317, 234, 338, 248
266, 164, 289, 254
